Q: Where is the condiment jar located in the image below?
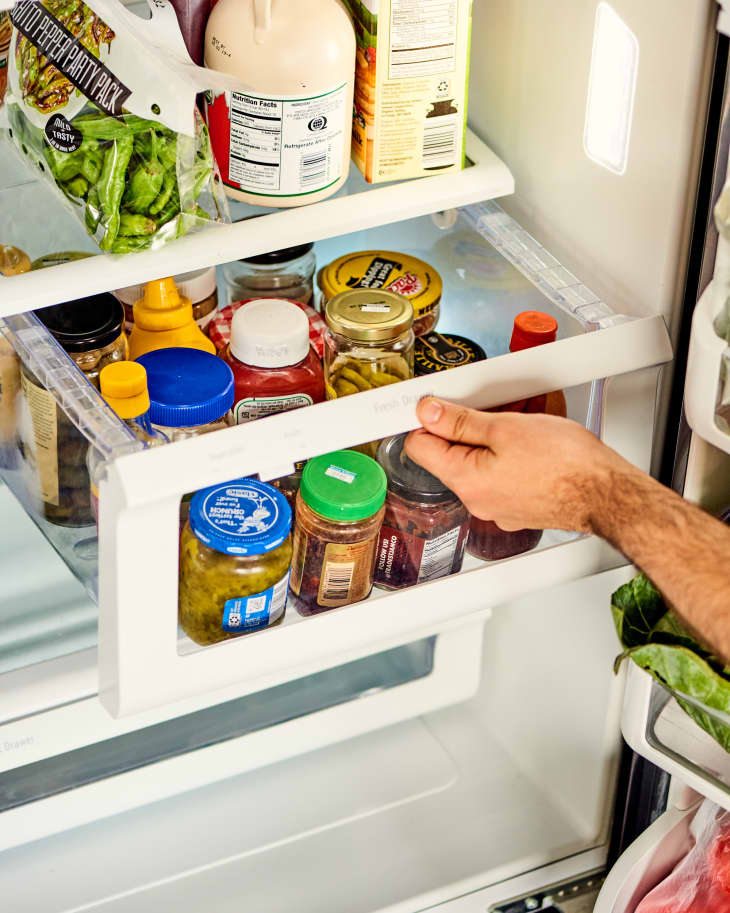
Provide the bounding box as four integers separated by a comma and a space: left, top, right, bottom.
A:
205, 0, 355, 207
180, 479, 293, 645
23, 293, 127, 526
136, 347, 234, 440
324, 288, 414, 457
222, 244, 316, 308
319, 251, 442, 336
87, 362, 168, 523
224, 298, 325, 424
290, 450, 386, 615
0, 245, 31, 276
414, 332, 486, 376
128, 277, 216, 360
374, 434, 469, 590
0, 245, 29, 469
116, 268, 218, 335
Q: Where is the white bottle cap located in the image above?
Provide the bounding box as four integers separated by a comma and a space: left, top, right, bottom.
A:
230, 299, 310, 367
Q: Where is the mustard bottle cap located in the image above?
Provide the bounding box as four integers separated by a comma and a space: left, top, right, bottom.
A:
100, 362, 150, 419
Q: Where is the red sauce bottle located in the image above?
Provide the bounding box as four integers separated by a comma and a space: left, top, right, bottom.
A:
468, 311, 566, 561
224, 298, 325, 424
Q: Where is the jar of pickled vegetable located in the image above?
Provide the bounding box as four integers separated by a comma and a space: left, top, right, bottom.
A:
374, 434, 469, 590
179, 479, 293, 645
324, 289, 414, 456
289, 450, 386, 615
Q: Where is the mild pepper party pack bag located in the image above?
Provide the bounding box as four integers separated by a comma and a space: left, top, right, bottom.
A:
1, 0, 242, 253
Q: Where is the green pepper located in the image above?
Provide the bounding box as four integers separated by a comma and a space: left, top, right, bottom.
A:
44, 146, 82, 182
98, 135, 134, 251
85, 185, 101, 233
157, 133, 178, 171
118, 213, 156, 236
124, 136, 165, 214
148, 171, 176, 215
65, 175, 89, 198
79, 151, 102, 184
110, 236, 153, 254
73, 113, 164, 140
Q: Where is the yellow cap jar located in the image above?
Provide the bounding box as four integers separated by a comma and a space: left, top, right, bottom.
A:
318, 250, 442, 336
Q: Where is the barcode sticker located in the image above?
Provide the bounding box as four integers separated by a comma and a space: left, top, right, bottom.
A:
300, 152, 328, 187
361, 304, 391, 313
418, 526, 460, 582
325, 465, 356, 484
422, 122, 458, 169
321, 561, 355, 603
222, 572, 290, 631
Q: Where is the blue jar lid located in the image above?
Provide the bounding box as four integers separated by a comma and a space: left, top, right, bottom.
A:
189, 479, 292, 555
136, 348, 234, 428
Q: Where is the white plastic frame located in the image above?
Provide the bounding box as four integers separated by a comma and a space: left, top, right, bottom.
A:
99, 316, 672, 716
684, 282, 730, 453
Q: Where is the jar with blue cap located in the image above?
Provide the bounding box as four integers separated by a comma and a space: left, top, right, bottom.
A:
179, 479, 293, 645
136, 347, 234, 440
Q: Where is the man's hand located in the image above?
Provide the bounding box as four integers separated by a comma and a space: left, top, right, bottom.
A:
404, 397, 645, 534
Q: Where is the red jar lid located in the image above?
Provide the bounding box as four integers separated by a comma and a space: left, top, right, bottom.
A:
510, 311, 558, 352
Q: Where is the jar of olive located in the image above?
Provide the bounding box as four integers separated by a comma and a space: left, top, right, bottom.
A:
324, 289, 414, 456
21, 293, 127, 526
179, 479, 293, 645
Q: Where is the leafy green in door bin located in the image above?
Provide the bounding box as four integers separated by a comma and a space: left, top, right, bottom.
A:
611, 573, 730, 753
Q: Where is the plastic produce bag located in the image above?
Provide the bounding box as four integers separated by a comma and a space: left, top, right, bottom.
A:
635, 800, 730, 912
1, 0, 242, 253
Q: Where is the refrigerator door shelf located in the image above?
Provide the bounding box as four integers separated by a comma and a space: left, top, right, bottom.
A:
622, 661, 730, 811
0, 129, 513, 317
684, 283, 730, 454
593, 803, 699, 913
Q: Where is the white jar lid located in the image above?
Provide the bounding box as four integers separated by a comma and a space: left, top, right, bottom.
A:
230, 299, 310, 367
114, 267, 216, 305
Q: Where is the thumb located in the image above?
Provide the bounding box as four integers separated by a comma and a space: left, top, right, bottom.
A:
416, 397, 494, 447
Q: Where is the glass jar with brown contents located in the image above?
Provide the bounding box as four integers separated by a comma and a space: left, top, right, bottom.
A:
223, 244, 316, 307
289, 450, 386, 616
23, 293, 127, 526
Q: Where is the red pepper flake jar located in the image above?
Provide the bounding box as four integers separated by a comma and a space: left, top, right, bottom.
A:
289, 450, 386, 615
224, 298, 325, 424
374, 434, 469, 590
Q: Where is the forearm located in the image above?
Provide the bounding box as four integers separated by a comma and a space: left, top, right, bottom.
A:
590, 466, 730, 663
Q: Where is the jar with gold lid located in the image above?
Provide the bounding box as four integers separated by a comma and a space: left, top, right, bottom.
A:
323, 288, 414, 399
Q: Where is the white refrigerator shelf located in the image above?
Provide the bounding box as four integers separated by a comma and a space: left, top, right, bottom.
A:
685, 283, 730, 455
0, 128, 513, 315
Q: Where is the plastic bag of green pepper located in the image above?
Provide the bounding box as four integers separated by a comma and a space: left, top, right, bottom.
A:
2, 0, 243, 253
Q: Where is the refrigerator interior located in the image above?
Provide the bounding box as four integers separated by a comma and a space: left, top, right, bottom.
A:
0, 0, 723, 910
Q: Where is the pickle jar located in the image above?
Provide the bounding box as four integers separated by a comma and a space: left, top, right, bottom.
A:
289, 450, 387, 616
179, 479, 293, 645
374, 434, 469, 590
22, 293, 127, 526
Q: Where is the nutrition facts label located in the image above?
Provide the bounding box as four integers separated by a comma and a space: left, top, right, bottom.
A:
389, 0, 458, 79
227, 83, 347, 197
418, 526, 460, 582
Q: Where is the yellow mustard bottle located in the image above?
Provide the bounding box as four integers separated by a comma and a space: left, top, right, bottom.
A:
128, 276, 216, 360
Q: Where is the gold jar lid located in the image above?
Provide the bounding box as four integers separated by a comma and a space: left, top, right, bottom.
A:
0, 245, 31, 276
325, 289, 413, 342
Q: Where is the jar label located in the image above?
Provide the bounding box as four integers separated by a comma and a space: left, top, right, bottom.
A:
232, 393, 314, 423
324, 464, 356, 484
374, 523, 467, 588
317, 539, 378, 607
19, 372, 59, 506
222, 571, 290, 631
208, 82, 348, 198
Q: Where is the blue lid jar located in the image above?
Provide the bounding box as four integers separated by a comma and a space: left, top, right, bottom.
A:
136, 347, 234, 428
189, 479, 292, 555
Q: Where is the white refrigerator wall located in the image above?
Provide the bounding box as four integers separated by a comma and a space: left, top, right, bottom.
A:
470, 0, 713, 331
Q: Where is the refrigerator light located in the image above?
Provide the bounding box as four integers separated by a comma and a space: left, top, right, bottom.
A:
583, 2, 639, 176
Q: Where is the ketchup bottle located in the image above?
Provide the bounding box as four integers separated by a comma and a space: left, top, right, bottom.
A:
467, 311, 565, 561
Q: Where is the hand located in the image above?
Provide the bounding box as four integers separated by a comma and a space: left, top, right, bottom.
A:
404, 397, 642, 534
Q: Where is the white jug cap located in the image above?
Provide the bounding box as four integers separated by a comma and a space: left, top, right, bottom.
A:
230, 298, 310, 367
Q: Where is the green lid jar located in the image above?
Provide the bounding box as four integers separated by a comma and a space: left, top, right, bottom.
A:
290, 450, 386, 615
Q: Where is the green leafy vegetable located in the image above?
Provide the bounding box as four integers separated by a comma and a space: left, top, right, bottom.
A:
611, 573, 730, 753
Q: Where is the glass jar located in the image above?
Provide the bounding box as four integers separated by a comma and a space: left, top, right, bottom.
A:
179, 479, 293, 645
467, 521, 542, 561
224, 298, 325, 423
318, 250, 441, 336
223, 243, 316, 308
22, 293, 127, 526
289, 451, 386, 615
324, 288, 414, 457
115, 267, 218, 335
374, 434, 469, 590
414, 331, 486, 376
136, 347, 234, 440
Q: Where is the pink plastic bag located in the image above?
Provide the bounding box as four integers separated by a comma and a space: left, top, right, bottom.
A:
636, 800, 730, 912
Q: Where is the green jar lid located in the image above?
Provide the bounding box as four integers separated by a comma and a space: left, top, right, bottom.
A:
301, 450, 387, 522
